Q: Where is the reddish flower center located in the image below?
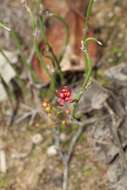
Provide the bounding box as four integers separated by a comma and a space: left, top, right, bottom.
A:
56, 86, 72, 106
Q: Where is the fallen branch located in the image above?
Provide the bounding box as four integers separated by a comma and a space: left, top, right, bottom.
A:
104, 102, 127, 171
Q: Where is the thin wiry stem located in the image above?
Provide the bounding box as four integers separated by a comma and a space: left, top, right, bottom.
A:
72, 0, 95, 118
0, 21, 11, 31
53, 117, 98, 190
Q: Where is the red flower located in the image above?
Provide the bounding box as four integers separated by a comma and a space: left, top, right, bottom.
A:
56, 86, 72, 106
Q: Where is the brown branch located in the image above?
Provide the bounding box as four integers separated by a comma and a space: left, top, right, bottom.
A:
104, 102, 127, 171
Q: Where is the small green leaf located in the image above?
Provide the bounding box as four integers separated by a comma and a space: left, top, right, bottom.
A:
0, 21, 11, 31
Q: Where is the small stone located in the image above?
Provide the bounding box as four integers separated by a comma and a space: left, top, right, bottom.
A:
47, 145, 57, 156
60, 133, 67, 142
32, 133, 43, 145
0, 150, 7, 173
107, 162, 123, 183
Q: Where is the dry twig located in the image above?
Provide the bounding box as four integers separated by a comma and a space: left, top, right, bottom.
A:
53, 117, 98, 190
104, 102, 127, 171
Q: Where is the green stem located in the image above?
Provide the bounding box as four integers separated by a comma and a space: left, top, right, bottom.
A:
84, 0, 94, 37
0, 21, 11, 31
47, 43, 64, 84
39, 15, 67, 85
72, 0, 94, 118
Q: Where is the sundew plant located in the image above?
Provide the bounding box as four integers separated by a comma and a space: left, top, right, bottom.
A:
0, 1, 102, 190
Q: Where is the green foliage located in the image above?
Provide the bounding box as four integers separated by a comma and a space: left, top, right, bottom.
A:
0, 175, 9, 188
83, 166, 93, 177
